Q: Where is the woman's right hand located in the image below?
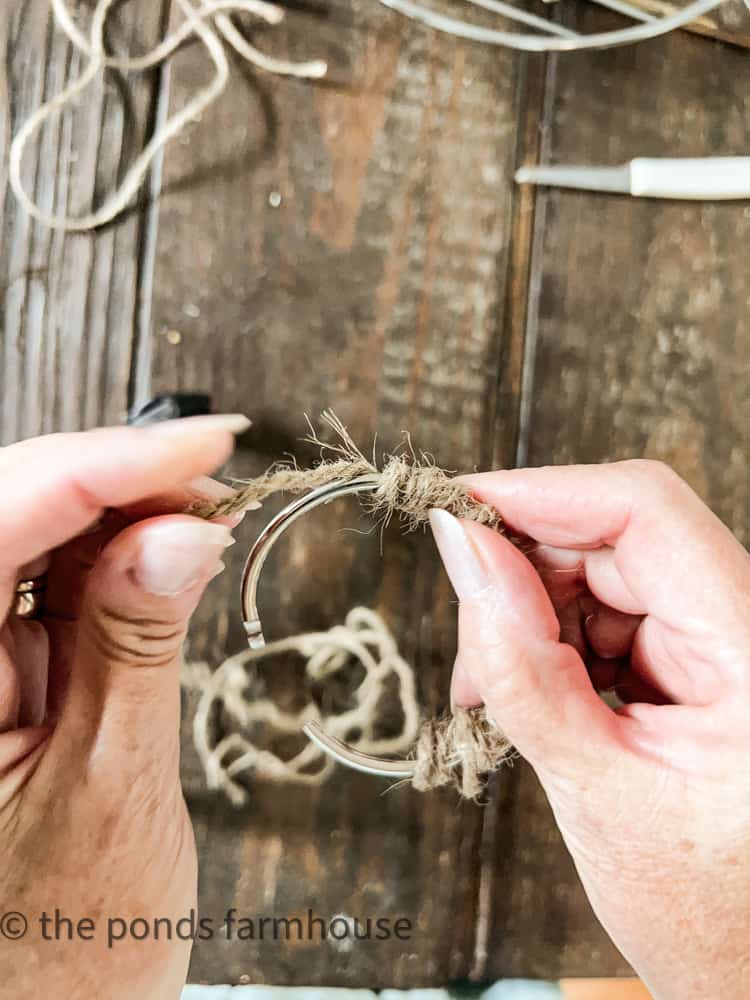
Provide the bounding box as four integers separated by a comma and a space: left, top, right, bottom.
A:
430, 460, 750, 999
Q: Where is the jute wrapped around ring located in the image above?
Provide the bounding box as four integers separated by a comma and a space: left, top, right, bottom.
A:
188, 413, 513, 800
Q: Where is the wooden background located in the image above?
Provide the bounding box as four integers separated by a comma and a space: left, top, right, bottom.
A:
2, 0, 749, 988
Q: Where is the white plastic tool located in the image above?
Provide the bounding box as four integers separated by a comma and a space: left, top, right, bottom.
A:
515, 157, 750, 201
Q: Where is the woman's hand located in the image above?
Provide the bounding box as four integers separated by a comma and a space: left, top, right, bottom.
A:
430, 460, 750, 1000
0, 415, 248, 999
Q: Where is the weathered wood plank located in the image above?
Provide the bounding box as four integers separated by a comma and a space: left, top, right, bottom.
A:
146, 2, 530, 986
482, 18, 750, 981
627, 0, 750, 50
526, 24, 750, 527
11, 0, 741, 987
1, 0, 167, 442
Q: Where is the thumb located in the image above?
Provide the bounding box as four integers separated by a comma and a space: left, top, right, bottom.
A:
58, 515, 233, 772
429, 510, 618, 780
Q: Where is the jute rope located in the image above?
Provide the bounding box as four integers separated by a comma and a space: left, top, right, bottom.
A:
182, 414, 513, 802
189, 411, 503, 531
10, 0, 326, 231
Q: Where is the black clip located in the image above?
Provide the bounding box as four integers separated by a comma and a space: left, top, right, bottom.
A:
126, 393, 212, 427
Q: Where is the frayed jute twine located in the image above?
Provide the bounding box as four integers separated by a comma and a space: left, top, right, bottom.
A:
189, 411, 503, 531
10, 0, 326, 231
181, 414, 513, 802
181, 609, 511, 804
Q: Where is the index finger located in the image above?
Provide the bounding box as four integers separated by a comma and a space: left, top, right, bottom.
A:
0, 415, 249, 596
462, 460, 750, 631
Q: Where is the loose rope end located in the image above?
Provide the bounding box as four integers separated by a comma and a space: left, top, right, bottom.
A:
411, 707, 513, 799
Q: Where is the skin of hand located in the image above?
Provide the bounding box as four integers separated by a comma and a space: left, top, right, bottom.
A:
0, 415, 249, 999
429, 460, 750, 1000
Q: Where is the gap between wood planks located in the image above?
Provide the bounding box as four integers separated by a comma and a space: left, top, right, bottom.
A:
471, 47, 549, 982
129, 0, 173, 413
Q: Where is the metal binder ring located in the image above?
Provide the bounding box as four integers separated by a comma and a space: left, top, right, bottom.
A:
239, 476, 417, 780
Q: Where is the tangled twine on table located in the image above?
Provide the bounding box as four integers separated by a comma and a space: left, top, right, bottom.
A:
181, 608, 419, 806
10, 0, 326, 231
182, 608, 512, 805
182, 414, 513, 803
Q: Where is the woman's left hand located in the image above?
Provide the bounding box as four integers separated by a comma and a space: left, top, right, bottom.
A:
0, 415, 247, 999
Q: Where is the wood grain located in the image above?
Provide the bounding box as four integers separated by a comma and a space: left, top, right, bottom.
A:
145, 0, 532, 986
525, 20, 750, 534
625, 0, 750, 50
5, 0, 747, 989
0, 0, 168, 443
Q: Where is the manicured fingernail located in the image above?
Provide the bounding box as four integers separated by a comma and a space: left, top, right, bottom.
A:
220, 511, 245, 528
450, 660, 484, 712
186, 475, 236, 499
429, 509, 491, 601
145, 414, 251, 438
133, 521, 234, 597
185, 476, 258, 527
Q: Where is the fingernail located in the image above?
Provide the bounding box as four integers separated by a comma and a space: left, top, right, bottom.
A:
450, 660, 484, 711
185, 476, 258, 527
429, 509, 491, 601
186, 475, 236, 499
133, 521, 234, 597
145, 414, 251, 438
222, 511, 247, 528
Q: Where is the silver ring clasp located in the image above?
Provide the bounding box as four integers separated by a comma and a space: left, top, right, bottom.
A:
239, 476, 417, 781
